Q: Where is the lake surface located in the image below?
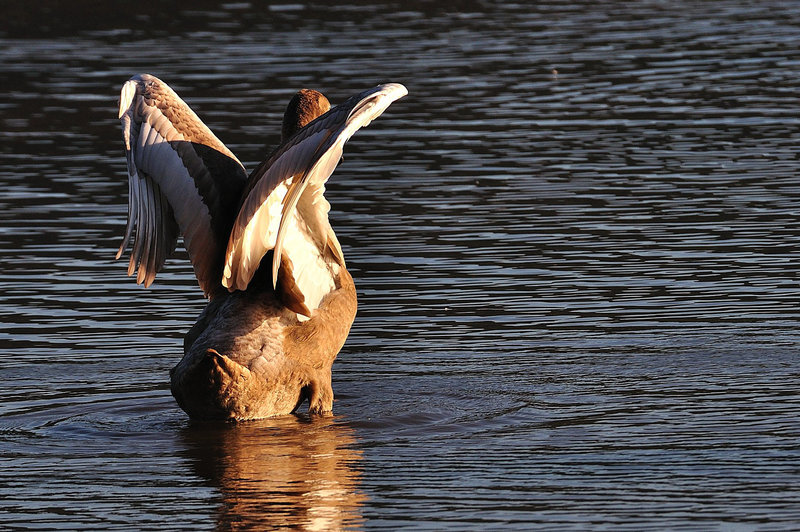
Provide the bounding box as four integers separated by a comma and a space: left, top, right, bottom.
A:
1, 1, 799, 529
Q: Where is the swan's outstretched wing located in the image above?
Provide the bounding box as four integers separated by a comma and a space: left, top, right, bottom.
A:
117, 74, 248, 296
223, 83, 407, 315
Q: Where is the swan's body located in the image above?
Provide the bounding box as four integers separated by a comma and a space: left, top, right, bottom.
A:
116, 74, 406, 421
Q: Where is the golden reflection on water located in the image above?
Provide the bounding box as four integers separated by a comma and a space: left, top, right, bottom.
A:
180, 415, 365, 530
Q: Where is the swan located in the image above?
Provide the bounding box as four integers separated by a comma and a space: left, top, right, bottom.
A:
116, 74, 407, 421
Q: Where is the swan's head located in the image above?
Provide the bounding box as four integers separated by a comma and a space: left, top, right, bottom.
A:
282, 89, 330, 141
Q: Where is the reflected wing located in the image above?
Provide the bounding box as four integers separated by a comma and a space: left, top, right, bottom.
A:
223, 83, 407, 315
117, 74, 248, 297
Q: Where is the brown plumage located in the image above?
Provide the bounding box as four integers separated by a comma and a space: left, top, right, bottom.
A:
281, 89, 331, 142
116, 74, 407, 420
171, 265, 357, 420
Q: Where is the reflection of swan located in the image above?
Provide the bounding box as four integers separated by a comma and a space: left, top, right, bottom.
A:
180, 416, 365, 529
115, 74, 406, 420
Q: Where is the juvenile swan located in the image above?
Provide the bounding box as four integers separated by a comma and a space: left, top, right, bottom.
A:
116, 74, 407, 421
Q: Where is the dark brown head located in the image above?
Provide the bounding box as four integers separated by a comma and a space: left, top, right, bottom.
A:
281, 89, 330, 141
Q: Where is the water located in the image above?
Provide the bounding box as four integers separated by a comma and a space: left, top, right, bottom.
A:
1, 1, 799, 529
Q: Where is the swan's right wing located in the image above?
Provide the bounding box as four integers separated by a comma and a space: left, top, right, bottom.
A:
222, 84, 408, 316
117, 74, 248, 296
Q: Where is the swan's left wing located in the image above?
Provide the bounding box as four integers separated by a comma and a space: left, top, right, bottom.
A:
116, 74, 248, 296
223, 83, 407, 315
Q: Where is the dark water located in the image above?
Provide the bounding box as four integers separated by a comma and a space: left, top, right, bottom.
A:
2, 1, 800, 529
